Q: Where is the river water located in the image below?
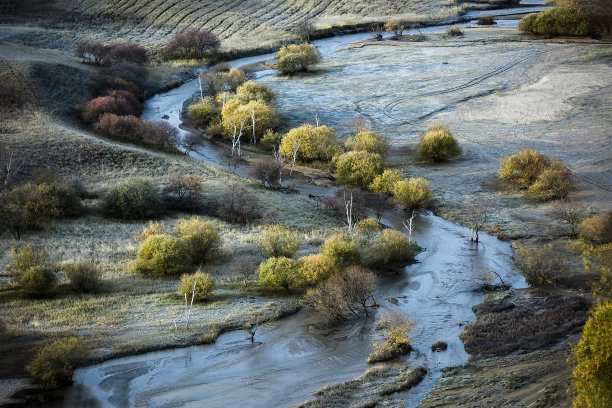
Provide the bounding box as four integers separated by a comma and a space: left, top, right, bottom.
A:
62, 9, 538, 407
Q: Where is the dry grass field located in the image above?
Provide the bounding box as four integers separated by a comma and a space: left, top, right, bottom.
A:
1, 0, 512, 53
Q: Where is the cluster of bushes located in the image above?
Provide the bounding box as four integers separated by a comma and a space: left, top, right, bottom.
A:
76, 41, 181, 152
0, 170, 82, 239
101, 174, 204, 220
76, 41, 148, 66
163, 28, 221, 60
498, 149, 576, 200
134, 217, 221, 280
519, 0, 610, 38
5, 245, 102, 298
275, 43, 322, 74
368, 313, 412, 363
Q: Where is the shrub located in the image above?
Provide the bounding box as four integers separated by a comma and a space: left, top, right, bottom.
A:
221, 99, 279, 142
80, 95, 137, 123
162, 173, 202, 200
579, 212, 612, 244
177, 270, 215, 302
26, 337, 82, 389
344, 130, 388, 156
334, 151, 384, 187
261, 129, 283, 148
368, 316, 412, 363
163, 28, 220, 59
136, 234, 193, 278
187, 99, 216, 126
257, 257, 302, 292
478, 14, 496, 25
103, 43, 148, 66
172, 217, 222, 264
498, 149, 551, 189
139, 120, 180, 151
514, 244, 567, 286
104, 89, 142, 114
297, 254, 338, 286
320, 234, 362, 269
416, 123, 462, 162
75, 41, 109, 65
498, 149, 576, 199
260, 225, 300, 258
392, 178, 433, 210
571, 302, 612, 408
91, 75, 142, 100
218, 183, 259, 224
95, 113, 143, 142
280, 124, 337, 162
31, 178, 81, 218
445, 25, 463, 36
366, 229, 413, 268
106, 63, 149, 91
234, 80, 276, 104
355, 218, 382, 236
5, 245, 54, 277
385, 19, 405, 37
518, 7, 599, 37
21, 265, 57, 298
528, 159, 576, 200
101, 178, 162, 220
220, 69, 247, 92
136, 221, 166, 242
64, 261, 102, 293
369, 169, 402, 195
275, 43, 322, 74
249, 158, 282, 187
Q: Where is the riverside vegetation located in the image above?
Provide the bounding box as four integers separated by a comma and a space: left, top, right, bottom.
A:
1, 1, 611, 407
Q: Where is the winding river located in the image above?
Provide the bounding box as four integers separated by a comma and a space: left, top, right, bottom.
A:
62, 10, 539, 408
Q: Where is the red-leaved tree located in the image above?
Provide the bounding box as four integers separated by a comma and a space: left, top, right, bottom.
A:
164, 28, 220, 59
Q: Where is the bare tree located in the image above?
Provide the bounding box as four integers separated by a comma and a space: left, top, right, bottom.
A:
466, 199, 492, 244
234, 255, 259, 286
0, 144, 22, 191
180, 133, 202, 155
402, 209, 417, 244
231, 117, 247, 157
220, 146, 241, 173
249, 158, 281, 187
272, 146, 286, 186
295, 20, 316, 42
366, 192, 394, 222
196, 74, 205, 102
548, 200, 584, 238
163, 173, 202, 200
370, 24, 384, 41
172, 279, 197, 339
250, 109, 256, 144
345, 190, 355, 234
289, 133, 302, 175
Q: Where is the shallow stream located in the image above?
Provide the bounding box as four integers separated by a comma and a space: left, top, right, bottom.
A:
63, 9, 537, 407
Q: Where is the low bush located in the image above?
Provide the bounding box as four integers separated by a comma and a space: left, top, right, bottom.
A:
275, 43, 322, 74
177, 270, 215, 302
498, 149, 551, 189
21, 265, 57, 298
369, 169, 402, 195
218, 183, 259, 224
297, 254, 338, 286
366, 229, 413, 268
162, 173, 202, 202
257, 257, 302, 292
26, 337, 83, 389
260, 225, 300, 258
280, 124, 337, 162
571, 302, 612, 408
579, 212, 612, 244
95, 114, 143, 142
5, 245, 55, 277
392, 177, 433, 210
136, 221, 166, 242
75, 41, 109, 65
249, 158, 282, 187
527, 159, 576, 200
136, 234, 193, 278
234, 81, 276, 104
92, 75, 142, 100
445, 25, 463, 36
320, 234, 362, 269
355, 218, 382, 236
519, 7, 600, 37
64, 261, 102, 293
173, 217, 222, 264
498, 149, 575, 200
368, 315, 412, 363
416, 123, 462, 162
514, 244, 567, 286
344, 130, 388, 156
80, 95, 137, 123
478, 15, 496, 25
334, 151, 384, 187
101, 178, 162, 220
187, 99, 216, 127
102, 43, 148, 66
